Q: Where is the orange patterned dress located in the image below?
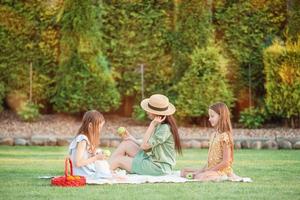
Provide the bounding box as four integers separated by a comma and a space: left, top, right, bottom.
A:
207, 132, 233, 175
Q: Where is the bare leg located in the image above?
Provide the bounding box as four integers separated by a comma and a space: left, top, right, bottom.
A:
109, 140, 140, 171
194, 170, 221, 181
110, 155, 134, 172
109, 140, 140, 161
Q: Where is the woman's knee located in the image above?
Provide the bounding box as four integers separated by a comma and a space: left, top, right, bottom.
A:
120, 140, 134, 148
114, 140, 132, 153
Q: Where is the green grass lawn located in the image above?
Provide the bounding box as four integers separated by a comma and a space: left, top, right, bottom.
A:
0, 146, 299, 200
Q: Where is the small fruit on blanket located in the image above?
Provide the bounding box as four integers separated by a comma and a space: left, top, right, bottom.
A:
67, 176, 75, 180
103, 150, 111, 157
186, 173, 193, 179
117, 127, 126, 136
74, 176, 81, 180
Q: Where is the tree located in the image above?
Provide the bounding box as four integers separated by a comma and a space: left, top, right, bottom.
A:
176, 44, 234, 119
51, 0, 120, 113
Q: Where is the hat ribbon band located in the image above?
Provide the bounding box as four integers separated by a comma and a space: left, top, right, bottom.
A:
148, 103, 168, 111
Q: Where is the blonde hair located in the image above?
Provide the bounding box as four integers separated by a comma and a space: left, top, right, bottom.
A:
209, 102, 234, 162
77, 110, 105, 154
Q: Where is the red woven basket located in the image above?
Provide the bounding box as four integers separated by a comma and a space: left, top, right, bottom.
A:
51, 158, 86, 187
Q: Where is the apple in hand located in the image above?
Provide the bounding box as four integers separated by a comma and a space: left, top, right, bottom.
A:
103, 150, 111, 157
117, 127, 126, 137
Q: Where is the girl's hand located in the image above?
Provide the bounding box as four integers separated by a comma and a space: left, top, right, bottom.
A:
150, 116, 166, 126
95, 152, 107, 160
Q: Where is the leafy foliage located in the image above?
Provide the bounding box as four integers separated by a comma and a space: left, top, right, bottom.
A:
214, 0, 287, 97
287, 0, 300, 41
264, 37, 300, 121
0, 2, 59, 108
0, 82, 5, 112
101, 1, 174, 99
175, 44, 234, 118
167, 0, 213, 82
239, 107, 265, 128
17, 101, 41, 122
0, 0, 299, 126
51, 0, 120, 113
132, 105, 147, 121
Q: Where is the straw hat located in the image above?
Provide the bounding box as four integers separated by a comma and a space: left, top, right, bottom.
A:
140, 94, 176, 116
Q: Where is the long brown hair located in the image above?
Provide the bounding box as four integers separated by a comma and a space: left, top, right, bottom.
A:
162, 115, 182, 155
209, 102, 234, 162
77, 110, 105, 154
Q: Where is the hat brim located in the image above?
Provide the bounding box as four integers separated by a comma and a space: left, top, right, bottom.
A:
140, 98, 176, 116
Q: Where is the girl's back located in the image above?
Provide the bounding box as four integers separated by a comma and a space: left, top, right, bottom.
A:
69, 134, 96, 177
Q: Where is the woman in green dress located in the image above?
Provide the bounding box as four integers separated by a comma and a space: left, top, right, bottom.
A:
109, 94, 182, 176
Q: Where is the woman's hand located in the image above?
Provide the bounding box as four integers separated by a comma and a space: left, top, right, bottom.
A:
150, 116, 166, 126
122, 129, 135, 140
140, 142, 151, 151
122, 129, 140, 145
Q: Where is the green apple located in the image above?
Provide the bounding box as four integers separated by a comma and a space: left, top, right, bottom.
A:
186, 173, 193, 179
103, 150, 111, 157
117, 127, 126, 136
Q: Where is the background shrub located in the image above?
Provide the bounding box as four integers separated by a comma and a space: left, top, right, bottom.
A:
175, 44, 234, 118
239, 107, 265, 129
264, 37, 300, 127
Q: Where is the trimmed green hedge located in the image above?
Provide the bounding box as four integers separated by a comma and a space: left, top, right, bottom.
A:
0, 82, 4, 112
0, 2, 59, 109
101, 1, 174, 99
167, 0, 212, 82
51, 0, 120, 113
175, 44, 234, 118
0, 0, 299, 125
264, 37, 300, 125
214, 0, 287, 97
287, 0, 300, 41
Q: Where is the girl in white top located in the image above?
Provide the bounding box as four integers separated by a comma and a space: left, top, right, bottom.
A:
68, 110, 107, 179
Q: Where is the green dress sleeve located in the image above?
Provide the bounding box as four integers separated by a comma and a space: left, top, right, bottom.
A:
148, 124, 171, 148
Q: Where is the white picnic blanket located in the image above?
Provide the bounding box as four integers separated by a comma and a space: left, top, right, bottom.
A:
86, 171, 252, 185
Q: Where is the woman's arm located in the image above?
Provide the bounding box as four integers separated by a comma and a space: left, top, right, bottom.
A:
205, 143, 231, 172
140, 116, 166, 150
75, 141, 105, 168
140, 123, 156, 150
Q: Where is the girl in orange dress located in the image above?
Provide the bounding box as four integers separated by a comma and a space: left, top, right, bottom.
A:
181, 102, 239, 181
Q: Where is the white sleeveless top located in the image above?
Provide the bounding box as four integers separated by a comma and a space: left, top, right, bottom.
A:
68, 134, 112, 179
68, 134, 96, 178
